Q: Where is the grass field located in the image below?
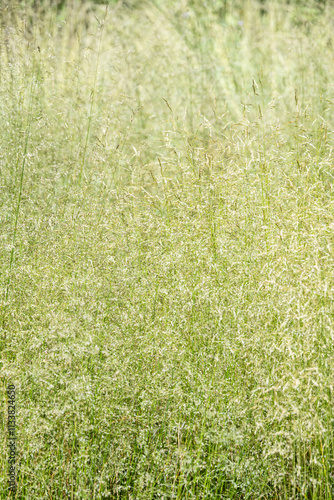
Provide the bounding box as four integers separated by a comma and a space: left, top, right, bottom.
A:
1, 0, 334, 498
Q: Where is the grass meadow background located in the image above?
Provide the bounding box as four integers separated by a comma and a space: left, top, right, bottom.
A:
1, 0, 334, 497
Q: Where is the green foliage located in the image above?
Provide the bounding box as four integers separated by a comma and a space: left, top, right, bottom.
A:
1, 0, 334, 498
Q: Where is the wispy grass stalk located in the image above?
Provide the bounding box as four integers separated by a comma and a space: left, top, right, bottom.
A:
2, 56, 36, 334
77, 6, 107, 188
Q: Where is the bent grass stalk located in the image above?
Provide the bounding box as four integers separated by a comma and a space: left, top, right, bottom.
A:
2, 65, 36, 334
77, 7, 107, 189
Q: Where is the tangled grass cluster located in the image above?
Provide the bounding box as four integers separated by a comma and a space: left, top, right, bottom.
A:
1, 0, 334, 498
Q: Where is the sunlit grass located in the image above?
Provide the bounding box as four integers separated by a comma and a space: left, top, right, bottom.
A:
1, 0, 334, 498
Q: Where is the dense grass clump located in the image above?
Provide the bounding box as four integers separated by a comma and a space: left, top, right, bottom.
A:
1, 0, 334, 498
